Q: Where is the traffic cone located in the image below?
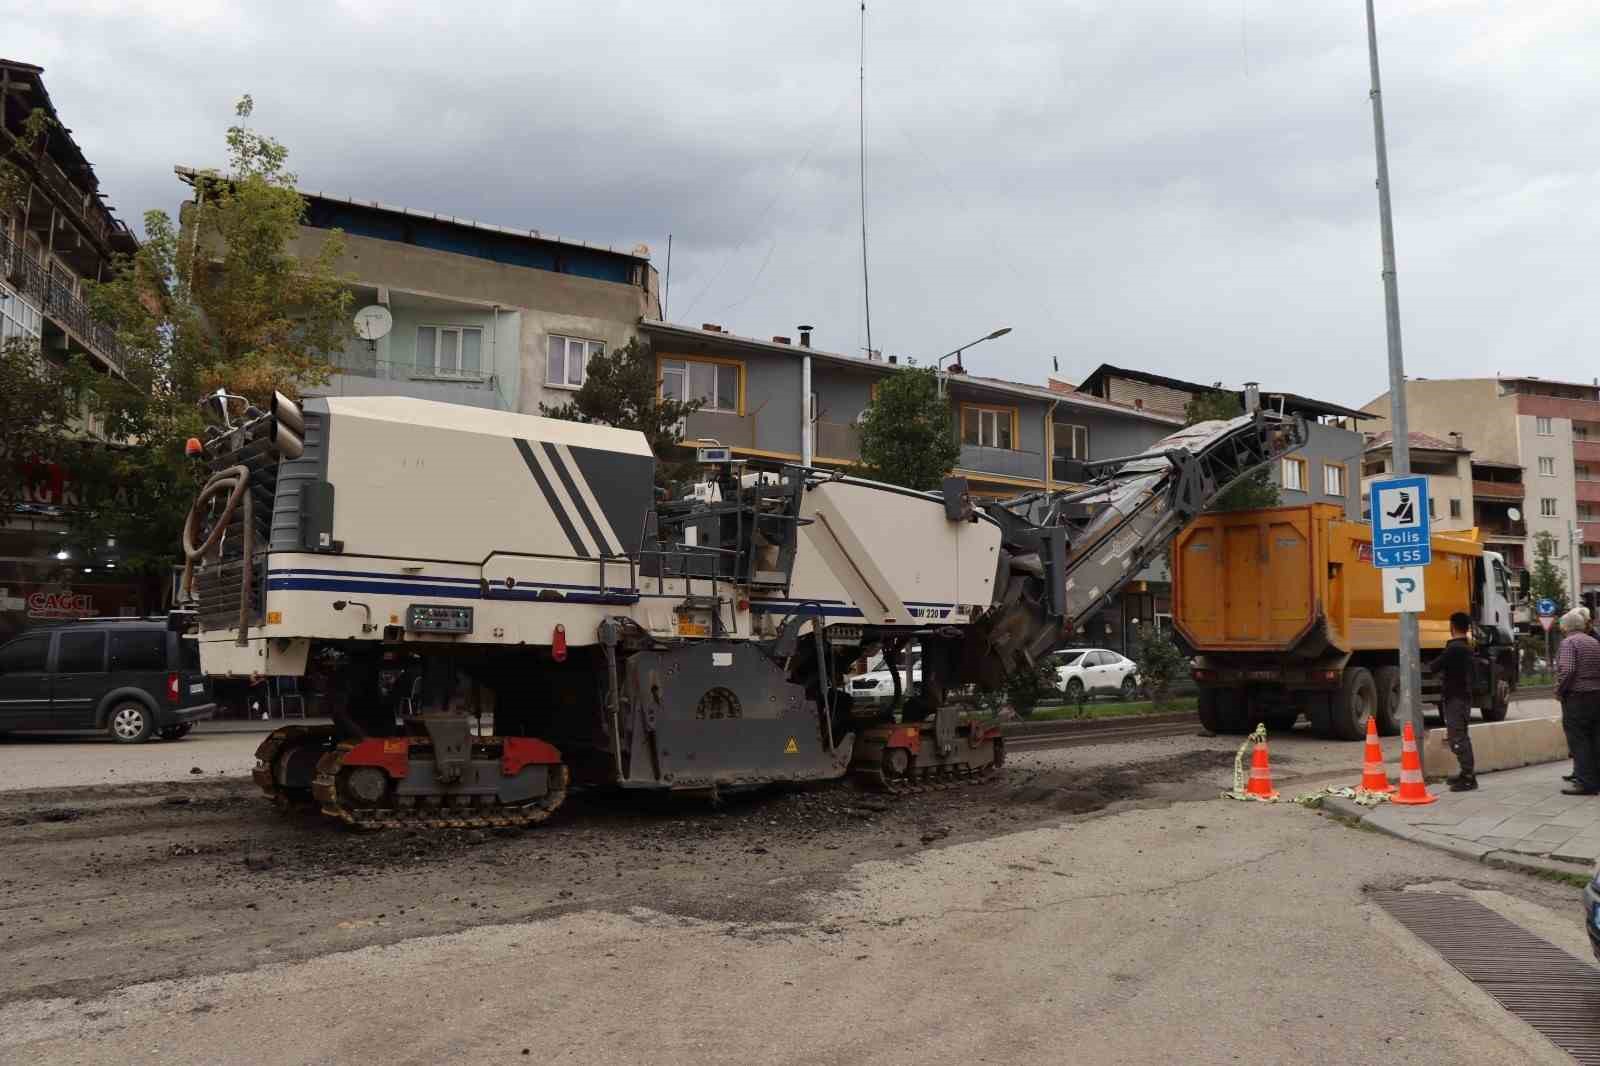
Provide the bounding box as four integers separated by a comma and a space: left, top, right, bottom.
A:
1391, 720, 1437, 806
1244, 739, 1279, 800
1357, 715, 1393, 794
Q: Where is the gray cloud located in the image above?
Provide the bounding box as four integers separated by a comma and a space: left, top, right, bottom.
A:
13, 0, 1600, 405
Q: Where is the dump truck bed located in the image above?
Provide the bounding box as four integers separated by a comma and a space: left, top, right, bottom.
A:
1172, 503, 1482, 658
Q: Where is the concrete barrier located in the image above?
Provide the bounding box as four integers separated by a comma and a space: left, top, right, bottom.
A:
1422, 714, 1568, 777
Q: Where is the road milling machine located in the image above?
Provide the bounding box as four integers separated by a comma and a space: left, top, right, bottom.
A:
179, 390, 1304, 829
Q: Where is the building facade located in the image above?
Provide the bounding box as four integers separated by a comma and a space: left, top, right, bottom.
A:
637, 321, 1184, 651
1361, 376, 1594, 593
1075, 365, 1366, 517
0, 59, 145, 639
175, 172, 661, 415
1359, 432, 1475, 533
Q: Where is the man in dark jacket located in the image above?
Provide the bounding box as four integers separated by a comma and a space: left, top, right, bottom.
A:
1427, 612, 1477, 792
1556, 609, 1600, 796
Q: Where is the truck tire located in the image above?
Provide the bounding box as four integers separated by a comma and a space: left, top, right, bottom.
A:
1481, 676, 1512, 723
1373, 666, 1402, 737
1332, 668, 1377, 741
1198, 688, 1249, 734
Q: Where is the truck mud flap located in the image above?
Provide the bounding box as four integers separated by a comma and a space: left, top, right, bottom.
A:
621, 642, 854, 788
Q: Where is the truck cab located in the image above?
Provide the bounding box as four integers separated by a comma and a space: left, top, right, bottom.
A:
1476, 550, 1516, 646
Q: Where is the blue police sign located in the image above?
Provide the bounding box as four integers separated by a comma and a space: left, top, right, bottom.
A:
1370, 475, 1431, 569
1538, 597, 1558, 618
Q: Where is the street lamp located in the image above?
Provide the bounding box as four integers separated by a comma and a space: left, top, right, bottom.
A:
935, 327, 1011, 395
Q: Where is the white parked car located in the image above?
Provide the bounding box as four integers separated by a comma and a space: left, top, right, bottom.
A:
847, 652, 921, 705
1054, 648, 1140, 702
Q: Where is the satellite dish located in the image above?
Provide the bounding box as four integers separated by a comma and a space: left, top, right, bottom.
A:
1508, 507, 1522, 522
353, 304, 393, 343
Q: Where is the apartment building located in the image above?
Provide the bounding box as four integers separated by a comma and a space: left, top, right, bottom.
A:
1359, 432, 1474, 532
1074, 364, 1367, 517
0, 59, 143, 637
1361, 377, 1593, 593
175, 170, 661, 414
636, 320, 1185, 651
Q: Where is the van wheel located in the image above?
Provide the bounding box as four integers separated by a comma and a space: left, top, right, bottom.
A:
1373, 666, 1402, 736
1332, 668, 1377, 741
159, 724, 194, 740
108, 702, 154, 744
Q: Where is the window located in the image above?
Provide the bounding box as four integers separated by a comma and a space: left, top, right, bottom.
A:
1581, 504, 1597, 522
1449, 498, 1462, 519
109, 630, 166, 672
1053, 422, 1089, 460
0, 633, 48, 673
1579, 464, 1593, 482
961, 406, 1015, 449
1584, 544, 1600, 561
57, 632, 105, 674
660, 357, 740, 412
1280, 457, 1306, 492
1537, 416, 1554, 436
1362, 459, 1386, 477
1323, 463, 1346, 497
416, 325, 483, 376
546, 334, 602, 389
1541, 497, 1559, 518
1576, 425, 1591, 441
0, 282, 42, 341
1539, 456, 1556, 476
1428, 497, 1437, 520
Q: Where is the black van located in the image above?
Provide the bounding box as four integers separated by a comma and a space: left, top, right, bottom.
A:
0, 618, 214, 742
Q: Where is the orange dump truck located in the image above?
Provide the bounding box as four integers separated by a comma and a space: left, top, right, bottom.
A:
1171, 503, 1520, 740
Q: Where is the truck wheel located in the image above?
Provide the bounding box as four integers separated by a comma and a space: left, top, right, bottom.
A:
1481, 677, 1512, 723
1373, 666, 1402, 737
1198, 688, 1248, 734
108, 702, 154, 744
1197, 689, 1223, 733
1332, 668, 1377, 741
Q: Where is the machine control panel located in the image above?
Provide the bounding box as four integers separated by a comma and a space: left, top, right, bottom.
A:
406, 604, 474, 634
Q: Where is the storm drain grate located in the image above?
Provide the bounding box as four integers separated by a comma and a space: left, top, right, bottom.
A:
1374, 891, 1600, 1064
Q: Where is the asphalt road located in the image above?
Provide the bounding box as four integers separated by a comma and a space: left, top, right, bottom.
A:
0, 724, 1588, 1065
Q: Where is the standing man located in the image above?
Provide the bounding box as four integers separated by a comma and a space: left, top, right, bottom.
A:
1556, 609, 1600, 797
1427, 611, 1478, 792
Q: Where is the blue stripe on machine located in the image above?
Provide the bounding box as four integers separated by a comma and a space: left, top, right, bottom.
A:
266, 577, 638, 605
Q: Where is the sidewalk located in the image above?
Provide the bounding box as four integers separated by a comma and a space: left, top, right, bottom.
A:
1326, 761, 1600, 874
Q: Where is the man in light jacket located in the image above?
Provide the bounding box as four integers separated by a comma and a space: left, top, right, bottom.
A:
1556, 609, 1600, 796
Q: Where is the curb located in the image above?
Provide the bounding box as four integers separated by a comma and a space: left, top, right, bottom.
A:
1321, 795, 1592, 878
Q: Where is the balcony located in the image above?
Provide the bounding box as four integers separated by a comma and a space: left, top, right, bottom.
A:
310, 356, 505, 410
813, 419, 861, 462
1585, 562, 1600, 588
957, 443, 1043, 482
684, 408, 756, 449
0, 227, 125, 377
1475, 519, 1527, 539
1577, 481, 1600, 505
1471, 478, 1524, 501
1052, 456, 1090, 485
1517, 393, 1600, 424
1574, 439, 1600, 464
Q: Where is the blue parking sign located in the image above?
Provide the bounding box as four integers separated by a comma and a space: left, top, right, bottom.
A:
1371, 475, 1431, 568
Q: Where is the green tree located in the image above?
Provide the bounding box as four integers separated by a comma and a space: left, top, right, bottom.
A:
66, 95, 353, 582
1004, 657, 1060, 718
857, 366, 961, 490
539, 338, 702, 487
1182, 389, 1279, 511
1529, 531, 1569, 617
0, 338, 89, 518
1132, 623, 1186, 705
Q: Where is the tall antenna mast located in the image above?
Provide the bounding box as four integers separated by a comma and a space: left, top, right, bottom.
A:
858, 2, 874, 358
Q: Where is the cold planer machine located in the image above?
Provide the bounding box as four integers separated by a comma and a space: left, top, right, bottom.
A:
181, 391, 1302, 828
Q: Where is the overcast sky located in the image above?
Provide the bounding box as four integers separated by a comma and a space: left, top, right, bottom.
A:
13, 1, 1599, 406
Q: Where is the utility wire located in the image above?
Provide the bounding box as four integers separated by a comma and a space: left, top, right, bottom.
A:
858, 1, 874, 358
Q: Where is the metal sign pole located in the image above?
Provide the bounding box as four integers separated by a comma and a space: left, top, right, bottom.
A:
1365, 0, 1424, 773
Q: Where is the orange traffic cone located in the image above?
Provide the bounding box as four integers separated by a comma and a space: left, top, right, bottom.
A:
1391, 720, 1437, 806
1244, 739, 1279, 800
1357, 715, 1393, 794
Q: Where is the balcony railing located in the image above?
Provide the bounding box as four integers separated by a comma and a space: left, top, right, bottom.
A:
1476, 519, 1527, 538
1573, 439, 1600, 464
958, 442, 1043, 482
814, 419, 861, 462
1052, 457, 1090, 485
1577, 481, 1600, 505
1471, 478, 1525, 501
684, 408, 756, 449
0, 227, 126, 376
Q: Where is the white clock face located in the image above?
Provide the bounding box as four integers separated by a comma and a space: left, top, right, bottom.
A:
353, 305, 393, 341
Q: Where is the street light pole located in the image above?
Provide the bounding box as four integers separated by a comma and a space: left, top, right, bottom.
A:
935, 327, 1011, 396
1365, 0, 1424, 769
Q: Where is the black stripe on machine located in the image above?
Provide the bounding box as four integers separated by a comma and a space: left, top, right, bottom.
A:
514, 438, 590, 558
542, 441, 612, 556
